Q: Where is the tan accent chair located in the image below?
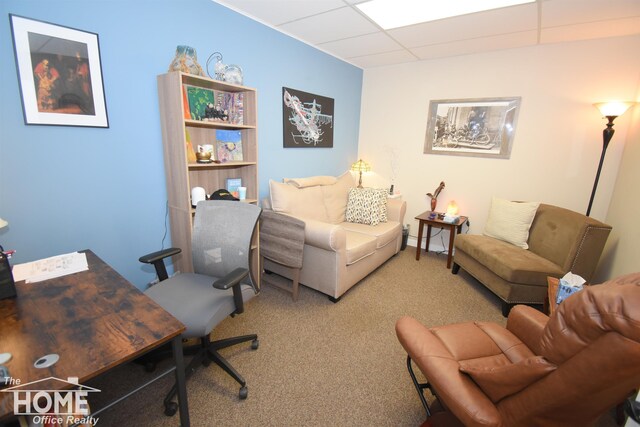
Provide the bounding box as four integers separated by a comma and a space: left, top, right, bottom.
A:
396, 273, 640, 427
452, 204, 611, 316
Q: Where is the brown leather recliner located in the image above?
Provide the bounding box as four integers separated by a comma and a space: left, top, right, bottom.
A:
396, 273, 640, 426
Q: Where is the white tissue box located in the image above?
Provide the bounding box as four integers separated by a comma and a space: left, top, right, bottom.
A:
555, 272, 586, 305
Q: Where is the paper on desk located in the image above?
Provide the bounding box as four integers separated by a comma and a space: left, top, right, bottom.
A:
12, 251, 88, 283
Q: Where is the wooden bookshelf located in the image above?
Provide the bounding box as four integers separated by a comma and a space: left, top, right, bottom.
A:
157, 72, 259, 280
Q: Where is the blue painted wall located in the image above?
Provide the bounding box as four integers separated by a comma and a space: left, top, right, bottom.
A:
0, 0, 363, 288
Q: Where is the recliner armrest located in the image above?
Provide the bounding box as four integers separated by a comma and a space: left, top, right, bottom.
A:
506, 305, 549, 355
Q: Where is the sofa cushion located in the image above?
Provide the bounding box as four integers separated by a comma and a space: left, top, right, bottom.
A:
322, 172, 355, 224
483, 197, 540, 249
341, 221, 400, 249
269, 180, 329, 222
284, 175, 336, 188
456, 234, 564, 285
459, 356, 556, 402
345, 231, 377, 265
345, 187, 388, 226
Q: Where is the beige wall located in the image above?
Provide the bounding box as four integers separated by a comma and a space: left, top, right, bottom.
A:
358, 35, 640, 259
596, 78, 640, 281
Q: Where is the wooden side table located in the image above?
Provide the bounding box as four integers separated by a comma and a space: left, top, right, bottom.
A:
415, 211, 468, 269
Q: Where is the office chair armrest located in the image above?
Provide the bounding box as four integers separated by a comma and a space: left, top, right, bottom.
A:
213, 267, 249, 290
139, 248, 182, 264
139, 248, 182, 282
213, 267, 250, 315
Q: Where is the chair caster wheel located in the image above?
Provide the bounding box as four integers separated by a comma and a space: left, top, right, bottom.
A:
164, 401, 178, 416
202, 358, 211, 367
251, 339, 259, 350
239, 386, 248, 400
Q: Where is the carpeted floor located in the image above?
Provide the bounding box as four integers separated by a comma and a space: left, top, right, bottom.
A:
86, 248, 618, 427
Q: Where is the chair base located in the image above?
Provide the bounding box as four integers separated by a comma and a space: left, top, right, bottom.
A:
162, 333, 259, 416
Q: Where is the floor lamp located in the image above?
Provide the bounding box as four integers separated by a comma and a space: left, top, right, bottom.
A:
586, 101, 635, 217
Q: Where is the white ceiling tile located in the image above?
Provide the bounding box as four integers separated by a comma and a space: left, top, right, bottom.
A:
541, 0, 640, 28
388, 3, 538, 48
411, 30, 537, 60
215, 0, 346, 26
278, 6, 380, 44
318, 32, 403, 57
541, 16, 640, 44
347, 50, 418, 68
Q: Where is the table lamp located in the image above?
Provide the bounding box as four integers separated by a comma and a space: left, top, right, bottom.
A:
0, 218, 17, 300
351, 159, 371, 188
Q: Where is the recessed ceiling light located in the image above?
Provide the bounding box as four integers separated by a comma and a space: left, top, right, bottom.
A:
356, 0, 535, 30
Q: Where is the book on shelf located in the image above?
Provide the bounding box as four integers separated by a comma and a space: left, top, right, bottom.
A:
184, 84, 244, 124
215, 130, 243, 162
226, 178, 242, 198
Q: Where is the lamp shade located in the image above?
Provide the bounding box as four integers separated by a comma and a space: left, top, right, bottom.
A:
350, 159, 371, 173
593, 101, 635, 117
0, 218, 7, 229
446, 201, 459, 216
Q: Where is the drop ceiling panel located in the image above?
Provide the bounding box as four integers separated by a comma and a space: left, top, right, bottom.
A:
389, 3, 538, 48
541, 16, 640, 44
347, 50, 418, 68
319, 32, 404, 58
279, 6, 380, 44
541, 0, 640, 27
215, 0, 346, 26
412, 30, 538, 60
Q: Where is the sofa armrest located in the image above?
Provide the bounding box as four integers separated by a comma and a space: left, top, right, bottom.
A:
387, 198, 406, 224
286, 214, 346, 252
506, 305, 549, 355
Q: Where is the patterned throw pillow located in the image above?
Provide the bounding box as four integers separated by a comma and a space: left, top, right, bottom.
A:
346, 188, 388, 226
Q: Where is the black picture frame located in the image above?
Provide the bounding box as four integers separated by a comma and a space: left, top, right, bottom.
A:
9, 14, 109, 128
282, 87, 334, 148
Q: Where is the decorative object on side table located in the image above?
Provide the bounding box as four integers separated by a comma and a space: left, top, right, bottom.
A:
586, 101, 636, 216
426, 181, 445, 212
350, 159, 371, 188
168, 45, 205, 76
0, 218, 16, 300
10, 14, 109, 127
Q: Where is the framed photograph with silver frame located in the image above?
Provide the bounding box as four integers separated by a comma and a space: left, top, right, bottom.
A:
424, 97, 521, 159
9, 14, 109, 127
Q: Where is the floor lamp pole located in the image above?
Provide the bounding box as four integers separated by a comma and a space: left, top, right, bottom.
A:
586, 116, 616, 217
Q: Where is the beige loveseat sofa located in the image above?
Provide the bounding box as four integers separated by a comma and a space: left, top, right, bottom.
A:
263, 173, 407, 301
452, 203, 612, 316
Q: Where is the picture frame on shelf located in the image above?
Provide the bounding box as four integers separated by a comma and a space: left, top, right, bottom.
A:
216, 130, 243, 162
226, 178, 242, 198
9, 14, 109, 127
423, 97, 521, 159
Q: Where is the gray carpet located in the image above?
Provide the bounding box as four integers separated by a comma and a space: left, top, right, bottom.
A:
87, 248, 618, 426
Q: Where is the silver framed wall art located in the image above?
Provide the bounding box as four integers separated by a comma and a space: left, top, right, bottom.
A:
424, 97, 521, 159
10, 14, 109, 128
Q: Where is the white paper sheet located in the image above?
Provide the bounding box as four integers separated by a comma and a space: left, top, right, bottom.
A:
12, 251, 89, 283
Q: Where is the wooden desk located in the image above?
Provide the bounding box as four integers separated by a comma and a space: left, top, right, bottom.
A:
0, 250, 189, 425
415, 211, 468, 269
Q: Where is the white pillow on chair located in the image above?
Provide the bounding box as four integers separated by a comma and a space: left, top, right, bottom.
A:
483, 197, 539, 249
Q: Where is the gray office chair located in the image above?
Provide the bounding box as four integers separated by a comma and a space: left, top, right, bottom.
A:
139, 200, 262, 416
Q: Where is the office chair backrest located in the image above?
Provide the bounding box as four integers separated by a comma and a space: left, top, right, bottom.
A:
192, 200, 261, 288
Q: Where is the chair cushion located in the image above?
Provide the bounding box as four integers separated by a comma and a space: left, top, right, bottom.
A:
345, 231, 377, 265
455, 234, 564, 285
145, 273, 256, 339
459, 356, 556, 402
483, 197, 540, 249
